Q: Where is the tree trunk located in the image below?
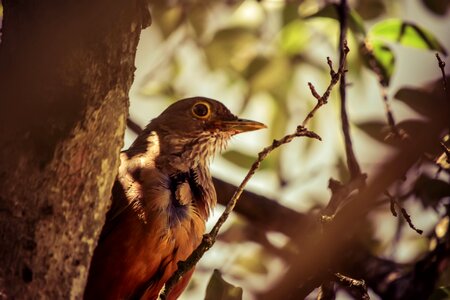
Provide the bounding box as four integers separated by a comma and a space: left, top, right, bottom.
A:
0, 0, 150, 298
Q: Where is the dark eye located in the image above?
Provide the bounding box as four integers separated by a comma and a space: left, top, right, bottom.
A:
192, 102, 211, 119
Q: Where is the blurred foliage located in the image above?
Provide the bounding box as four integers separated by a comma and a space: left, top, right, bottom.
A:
413, 175, 450, 210
429, 286, 450, 300
422, 0, 450, 15
205, 270, 243, 300
141, 0, 450, 298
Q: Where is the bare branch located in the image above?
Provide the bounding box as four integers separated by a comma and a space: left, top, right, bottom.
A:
360, 43, 406, 139
302, 55, 344, 127
385, 191, 423, 235
334, 273, 370, 300
435, 53, 447, 92
160, 54, 348, 298
337, 0, 362, 179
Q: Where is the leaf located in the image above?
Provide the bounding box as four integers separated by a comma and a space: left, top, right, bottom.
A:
303, 3, 366, 37
421, 0, 450, 16
397, 120, 428, 133
413, 175, 450, 209
152, 5, 184, 38
370, 41, 395, 85
218, 220, 250, 243
247, 56, 292, 93
356, 120, 427, 146
355, 0, 386, 20
205, 269, 243, 300
279, 20, 310, 55
368, 19, 447, 54
187, 3, 209, 37
204, 27, 257, 70
282, 2, 300, 25
394, 87, 441, 117
234, 249, 269, 274
356, 121, 390, 143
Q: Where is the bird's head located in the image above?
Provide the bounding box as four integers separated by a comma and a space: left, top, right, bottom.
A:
143, 97, 266, 170
155, 97, 266, 137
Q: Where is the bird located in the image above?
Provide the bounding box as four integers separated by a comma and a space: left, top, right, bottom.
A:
84, 97, 266, 300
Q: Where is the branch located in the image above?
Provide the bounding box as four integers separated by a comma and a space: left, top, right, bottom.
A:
213, 177, 313, 237
334, 272, 370, 300
435, 53, 447, 92
302, 57, 342, 127
160, 53, 348, 298
361, 42, 406, 139
385, 191, 423, 235
337, 0, 362, 179
323, 175, 366, 217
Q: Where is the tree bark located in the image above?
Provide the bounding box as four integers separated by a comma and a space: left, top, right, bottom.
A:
0, 0, 150, 298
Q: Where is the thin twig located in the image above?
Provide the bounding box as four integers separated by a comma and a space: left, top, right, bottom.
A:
361, 42, 405, 139
385, 191, 423, 235
337, 0, 362, 179
323, 174, 367, 216
302, 57, 344, 127
334, 273, 370, 300
435, 53, 447, 92
160, 54, 348, 299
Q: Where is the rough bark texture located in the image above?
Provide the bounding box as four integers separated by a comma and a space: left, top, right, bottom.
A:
0, 0, 150, 298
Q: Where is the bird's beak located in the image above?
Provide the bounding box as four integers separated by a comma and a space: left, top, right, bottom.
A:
213, 118, 267, 134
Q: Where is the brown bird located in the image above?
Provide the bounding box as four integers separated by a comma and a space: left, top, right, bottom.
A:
84, 97, 265, 299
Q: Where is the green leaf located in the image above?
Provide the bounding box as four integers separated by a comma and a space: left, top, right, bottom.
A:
279, 20, 310, 55
246, 56, 292, 93
205, 269, 243, 300
370, 41, 395, 85
204, 27, 257, 70
368, 19, 447, 54
303, 3, 366, 37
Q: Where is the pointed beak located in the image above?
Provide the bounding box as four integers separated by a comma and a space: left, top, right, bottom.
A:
213, 118, 267, 134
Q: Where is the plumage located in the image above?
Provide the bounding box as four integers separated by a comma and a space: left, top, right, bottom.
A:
84, 97, 265, 299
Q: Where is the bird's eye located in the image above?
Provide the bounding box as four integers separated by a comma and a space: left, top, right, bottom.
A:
192, 102, 211, 119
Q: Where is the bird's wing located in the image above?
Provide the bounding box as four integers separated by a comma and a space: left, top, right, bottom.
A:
99, 131, 161, 241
